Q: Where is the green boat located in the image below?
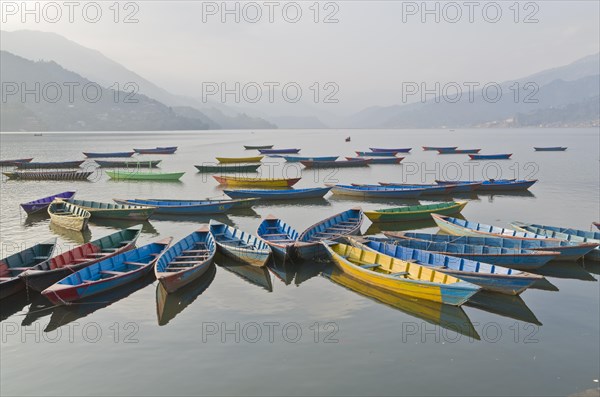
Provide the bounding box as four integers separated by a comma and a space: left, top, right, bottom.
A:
106, 170, 185, 181
68, 199, 155, 220
194, 163, 261, 173
364, 201, 468, 223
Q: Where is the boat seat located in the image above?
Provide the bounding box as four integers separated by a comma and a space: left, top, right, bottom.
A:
87, 253, 110, 257
99, 270, 124, 276
123, 261, 147, 267
82, 279, 96, 283
261, 233, 289, 237
73, 258, 93, 262
268, 239, 294, 243
33, 256, 49, 260
359, 263, 381, 269
174, 255, 205, 260
8, 267, 31, 272
389, 271, 410, 277
102, 248, 119, 252
182, 249, 210, 254
168, 261, 196, 266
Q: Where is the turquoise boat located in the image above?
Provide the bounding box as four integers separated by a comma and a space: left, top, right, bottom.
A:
257, 215, 300, 259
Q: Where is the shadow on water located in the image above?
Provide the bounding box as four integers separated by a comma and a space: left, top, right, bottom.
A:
465, 290, 543, 326
0, 290, 32, 322
90, 218, 159, 236
156, 264, 217, 326
582, 261, 600, 276
21, 293, 54, 326
23, 211, 49, 227
267, 260, 296, 285
294, 261, 327, 286
322, 266, 480, 340
478, 191, 537, 202
48, 222, 93, 244
215, 253, 273, 292
252, 198, 332, 208
267, 257, 326, 286
531, 261, 597, 281
42, 273, 155, 333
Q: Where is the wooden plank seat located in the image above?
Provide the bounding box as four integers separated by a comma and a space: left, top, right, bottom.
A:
261, 233, 290, 237
359, 263, 381, 269
168, 261, 198, 266
326, 226, 354, 232
99, 270, 124, 276
173, 255, 206, 261
267, 239, 295, 243
82, 279, 96, 283
182, 249, 210, 254
87, 253, 110, 257
123, 261, 147, 267
389, 271, 410, 277
8, 267, 32, 272
33, 256, 50, 260
73, 258, 93, 262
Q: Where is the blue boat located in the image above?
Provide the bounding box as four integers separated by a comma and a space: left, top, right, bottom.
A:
422, 146, 457, 151
435, 179, 536, 191
534, 147, 567, 151
281, 155, 339, 162
17, 160, 85, 169
83, 151, 135, 158
469, 153, 512, 160
432, 215, 599, 261
42, 238, 172, 305
294, 208, 363, 260
355, 151, 398, 157
346, 157, 403, 164
155, 226, 216, 292
209, 220, 271, 266
379, 182, 481, 193
354, 237, 544, 295
330, 184, 424, 199
511, 222, 600, 261
224, 187, 331, 200
20, 191, 76, 214
258, 148, 300, 154
113, 198, 256, 215
1, 238, 57, 299
257, 215, 300, 259
380, 232, 558, 269
369, 147, 412, 153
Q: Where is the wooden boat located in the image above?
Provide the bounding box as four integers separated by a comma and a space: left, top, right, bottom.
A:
423, 146, 457, 151
534, 147, 567, 151
195, 163, 261, 173
17, 160, 85, 169
48, 199, 91, 231
3, 171, 93, 180
322, 242, 479, 305
83, 151, 135, 158
113, 198, 253, 215
378, 233, 558, 270
329, 184, 424, 199
0, 158, 33, 166
353, 237, 543, 295
67, 199, 155, 220
369, 147, 412, 153
369, 183, 450, 195
364, 201, 467, 222
95, 159, 162, 168
432, 215, 599, 261
19, 225, 142, 292
213, 175, 301, 187
301, 159, 370, 168
294, 208, 363, 260
510, 222, 600, 261
244, 145, 273, 150
216, 156, 263, 163
435, 179, 536, 191
437, 148, 481, 154
20, 191, 76, 214
355, 151, 398, 157
346, 157, 403, 164
258, 148, 300, 154
224, 187, 331, 200
155, 226, 216, 292
209, 220, 271, 266
0, 239, 56, 299
106, 170, 184, 181
469, 153, 512, 160
257, 215, 299, 259
380, 182, 482, 193
594, 222, 600, 230
42, 238, 172, 305
282, 155, 339, 162
133, 147, 177, 154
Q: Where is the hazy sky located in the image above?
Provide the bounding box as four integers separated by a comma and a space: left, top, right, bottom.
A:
2, 1, 599, 113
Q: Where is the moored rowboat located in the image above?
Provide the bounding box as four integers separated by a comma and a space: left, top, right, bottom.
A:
244, 145, 273, 150
20, 191, 76, 214
534, 147, 567, 151
0, 158, 33, 166
3, 171, 93, 180
469, 153, 512, 160
113, 198, 254, 215
83, 151, 135, 158
19, 225, 142, 292
48, 199, 91, 231
95, 160, 162, 168
379, 182, 482, 193
195, 163, 261, 173
216, 156, 264, 164
134, 147, 177, 154
355, 151, 398, 157
42, 238, 172, 305
282, 155, 339, 162
224, 187, 331, 200
0, 239, 56, 299
67, 199, 155, 220
258, 148, 300, 154
213, 175, 301, 187
322, 242, 479, 306
17, 160, 85, 169
423, 146, 457, 151
369, 147, 412, 153
301, 159, 370, 168
106, 170, 184, 181
437, 148, 481, 154
329, 184, 424, 199
257, 215, 299, 259
364, 201, 467, 222
435, 179, 536, 191
155, 226, 216, 292
346, 157, 403, 164
209, 220, 271, 266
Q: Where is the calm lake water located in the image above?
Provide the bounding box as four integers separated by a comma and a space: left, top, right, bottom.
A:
1, 128, 599, 396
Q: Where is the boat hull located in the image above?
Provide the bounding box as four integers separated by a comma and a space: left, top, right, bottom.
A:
4, 171, 92, 181
216, 156, 264, 163
106, 170, 184, 181
83, 152, 135, 158
346, 157, 403, 164
213, 176, 301, 187
95, 160, 162, 168
0, 158, 33, 166
423, 146, 457, 151
282, 156, 339, 162
534, 147, 567, 151
258, 149, 300, 154
301, 160, 370, 168
330, 185, 424, 199
224, 187, 331, 200
21, 191, 77, 214
17, 160, 85, 169
469, 154, 512, 160
195, 164, 261, 173
244, 145, 273, 150
365, 201, 467, 222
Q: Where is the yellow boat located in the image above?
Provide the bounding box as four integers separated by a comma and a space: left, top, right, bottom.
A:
216, 156, 264, 164
47, 199, 91, 231
212, 175, 301, 187
322, 242, 479, 306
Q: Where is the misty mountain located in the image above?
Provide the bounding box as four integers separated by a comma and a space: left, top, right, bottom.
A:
1, 30, 275, 129
172, 106, 276, 130
0, 51, 210, 131
348, 53, 600, 128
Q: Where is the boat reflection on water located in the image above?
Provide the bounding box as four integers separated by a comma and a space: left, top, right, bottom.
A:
49, 222, 92, 244
532, 261, 597, 282
23, 211, 49, 227
251, 198, 332, 209
150, 213, 232, 226
216, 253, 273, 292
322, 266, 480, 340
0, 290, 31, 322
466, 291, 542, 326
582, 261, 600, 276
480, 190, 536, 202
90, 218, 159, 237
293, 261, 326, 286
365, 218, 438, 235
267, 258, 325, 286
43, 273, 155, 333
267, 260, 296, 285
21, 293, 54, 326
156, 264, 217, 326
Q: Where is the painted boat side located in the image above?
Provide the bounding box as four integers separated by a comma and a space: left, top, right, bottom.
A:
224, 187, 331, 200
364, 201, 467, 222
301, 160, 370, 168
17, 160, 85, 169
369, 147, 412, 153
330, 185, 424, 199
83, 152, 135, 158
21, 191, 77, 214
469, 153, 512, 160
210, 220, 272, 266
212, 175, 301, 187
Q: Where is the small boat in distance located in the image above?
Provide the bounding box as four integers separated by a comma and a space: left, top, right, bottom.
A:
95, 160, 162, 168
20, 191, 77, 214
355, 151, 398, 157
209, 220, 272, 266
213, 175, 301, 187
83, 151, 135, 158
258, 148, 301, 154
345, 137, 351, 142
423, 146, 457, 151
17, 160, 85, 169
133, 147, 177, 154
244, 145, 274, 150
106, 170, 185, 181
0, 158, 33, 166
364, 201, 467, 223
469, 153, 512, 160
437, 148, 481, 154
369, 147, 412, 153
195, 164, 261, 173
3, 171, 93, 181
329, 184, 424, 199
113, 198, 253, 215
346, 157, 404, 164
534, 147, 567, 151
435, 179, 536, 191
67, 199, 155, 220
301, 159, 371, 168
282, 155, 339, 162
216, 156, 264, 163
224, 187, 331, 200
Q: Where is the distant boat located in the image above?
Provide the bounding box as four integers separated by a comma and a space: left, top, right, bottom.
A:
281, 155, 339, 162
83, 151, 135, 158
469, 153, 512, 160
301, 159, 371, 168
423, 146, 457, 151
437, 148, 481, 154
355, 151, 398, 157
20, 191, 77, 214
380, 181, 482, 193
216, 156, 263, 164
95, 159, 162, 168
224, 187, 331, 200
369, 147, 412, 153
534, 147, 567, 151
105, 170, 184, 181
213, 175, 301, 187
364, 201, 467, 223
329, 184, 424, 199
0, 158, 34, 166
113, 198, 254, 215
258, 148, 301, 154
17, 160, 85, 169
194, 163, 261, 173
346, 157, 403, 164
3, 171, 93, 181
67, 199, 155, 220
435, 179, 536, 191
345, 137, 351, 142
244, 145, 273, 150
133, 147, 177, 154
